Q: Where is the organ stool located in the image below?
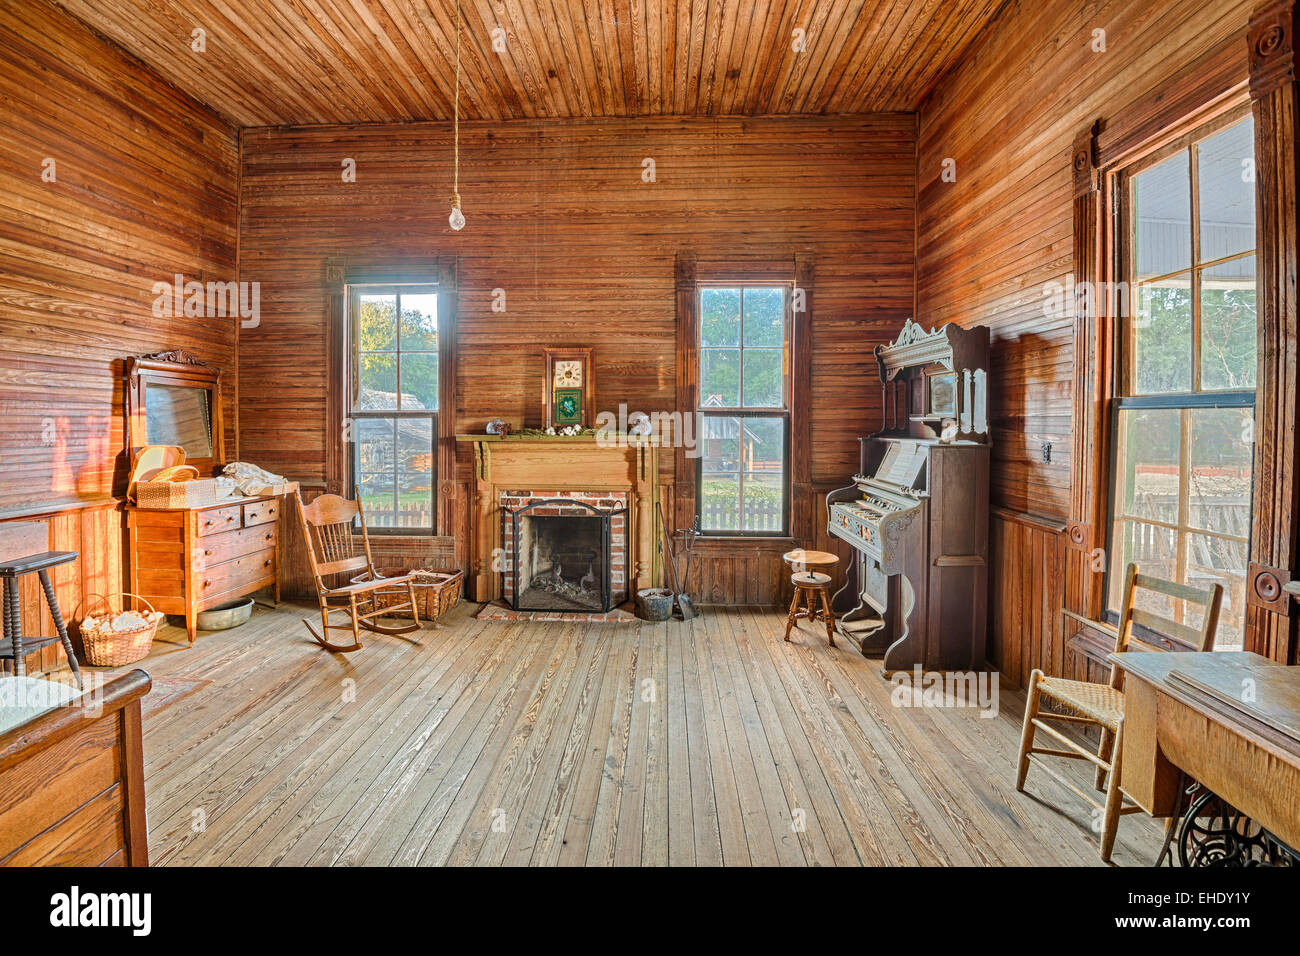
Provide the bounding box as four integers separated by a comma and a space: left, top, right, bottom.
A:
782, 549, 839, 647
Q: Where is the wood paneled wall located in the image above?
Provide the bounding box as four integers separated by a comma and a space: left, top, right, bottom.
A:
238, 115, 917, 603
916, 0, 1256, 679
0, 0, 239, 658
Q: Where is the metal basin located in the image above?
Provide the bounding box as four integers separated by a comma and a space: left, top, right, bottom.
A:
196, 597, 254, 631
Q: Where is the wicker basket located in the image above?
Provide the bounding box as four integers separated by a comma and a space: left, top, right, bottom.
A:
410, 569, 463, 620
359, 568, 463, 622
79, 593, 162, 667
136, 477, 219, 510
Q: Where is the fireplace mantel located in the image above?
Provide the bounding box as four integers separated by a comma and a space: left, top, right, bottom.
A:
456, 435, 660, 602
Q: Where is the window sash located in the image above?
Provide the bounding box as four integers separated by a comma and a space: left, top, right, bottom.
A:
346, 283, 441, 534
349, 410, 437, 535
1105, 112, 1257, 647
695, 411, 789, 536
697, 285, 791, 413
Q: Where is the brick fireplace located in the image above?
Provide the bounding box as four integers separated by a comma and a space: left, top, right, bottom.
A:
501, 492, 628, 611
457, 435, 660, 608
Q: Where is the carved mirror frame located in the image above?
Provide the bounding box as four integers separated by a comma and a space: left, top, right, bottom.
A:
126, 350, 225, 477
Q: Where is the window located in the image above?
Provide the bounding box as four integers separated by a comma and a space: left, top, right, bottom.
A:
1107, 113, 1256, 648
696, 285, 789, 534
347, 286, 440, 532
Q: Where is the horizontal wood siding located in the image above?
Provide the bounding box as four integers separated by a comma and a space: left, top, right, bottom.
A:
917, 0, 1255, 676
238, 115, 918, 604
0, 1, 239, 651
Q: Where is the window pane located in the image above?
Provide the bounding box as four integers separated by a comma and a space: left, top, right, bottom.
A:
701, 348, 740, 407
700, 288, 741, 347
1114, 408, 1180, 524
1188, 407, 1253, 536
1199, 255, 1257, 390
701, 415, 741, 474
743, 288, 784, 346
358, 353, 398, 408
399, 352, 438, 410
742, 349, 783, 407
742, 417, 786, 533
700, 475, 740, 532
1197, 118, 1255, 263
400, 294, 438, 350
358, 294, 397, 351
1134, 151, 1191, 281
357, 417, 398, 528
395, 417, 434, 529
1183, 532, 1248, 650
1108, 520, 1178, 613
1133, 276, 1192, 393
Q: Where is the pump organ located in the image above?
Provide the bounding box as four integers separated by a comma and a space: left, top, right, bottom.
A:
826, 319, 991, 673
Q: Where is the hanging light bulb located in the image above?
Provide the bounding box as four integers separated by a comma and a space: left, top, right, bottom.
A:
448, 0, 465, 231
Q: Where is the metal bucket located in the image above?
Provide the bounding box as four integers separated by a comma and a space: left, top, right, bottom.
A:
635, 588, 674, 622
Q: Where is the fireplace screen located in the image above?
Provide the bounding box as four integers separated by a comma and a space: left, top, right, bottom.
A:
507, 499, 626, 612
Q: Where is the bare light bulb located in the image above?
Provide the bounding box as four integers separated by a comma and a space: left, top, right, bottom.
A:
449, 193, 465, 231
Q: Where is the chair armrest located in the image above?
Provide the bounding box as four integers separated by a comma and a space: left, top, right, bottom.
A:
334, 574, 417, 596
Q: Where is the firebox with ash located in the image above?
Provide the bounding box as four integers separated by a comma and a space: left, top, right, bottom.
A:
510, 501, 622, 612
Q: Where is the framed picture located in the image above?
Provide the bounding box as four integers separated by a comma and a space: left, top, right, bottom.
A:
926, 369, 956, 417
542, 347, 594, 428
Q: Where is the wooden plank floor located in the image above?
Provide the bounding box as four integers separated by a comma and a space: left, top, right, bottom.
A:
96, 602, 1163, 866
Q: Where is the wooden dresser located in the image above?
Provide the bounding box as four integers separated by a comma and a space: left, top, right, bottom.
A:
128, 494, 282, 644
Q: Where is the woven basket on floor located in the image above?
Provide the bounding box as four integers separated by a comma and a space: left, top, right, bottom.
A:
410, 569, 463, 620
79, 592, 162, 667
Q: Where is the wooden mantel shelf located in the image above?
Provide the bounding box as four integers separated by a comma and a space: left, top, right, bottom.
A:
455, 433, 660, 444
460, 435, 660, 602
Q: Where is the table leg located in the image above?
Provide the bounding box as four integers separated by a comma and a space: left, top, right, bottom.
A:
38, 569, 82, 689
5, 577, 24, 677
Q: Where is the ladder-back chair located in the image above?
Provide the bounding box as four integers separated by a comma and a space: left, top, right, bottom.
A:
1015, 563, 1223, 862
294, 492, 422, 653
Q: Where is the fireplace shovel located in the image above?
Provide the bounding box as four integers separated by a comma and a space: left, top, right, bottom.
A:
657, 503, 697, 620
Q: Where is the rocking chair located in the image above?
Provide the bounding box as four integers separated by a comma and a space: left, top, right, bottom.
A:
294, 492, 422, 653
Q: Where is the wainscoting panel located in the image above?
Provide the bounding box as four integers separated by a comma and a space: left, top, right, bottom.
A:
988, 509, 1068, 690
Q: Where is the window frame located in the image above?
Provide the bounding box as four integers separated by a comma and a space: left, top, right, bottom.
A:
345, 282, 443, 536
1102, 106, 1258, 643
694, 282, 793, 537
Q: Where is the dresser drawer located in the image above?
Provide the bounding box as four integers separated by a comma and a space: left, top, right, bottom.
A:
197, 505, 243, 537
242, 499, 279, 528
197, 550, 276, 598
195, 524, 277, 568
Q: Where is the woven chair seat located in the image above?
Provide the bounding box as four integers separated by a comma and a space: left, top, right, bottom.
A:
1037, 677, 1124, 730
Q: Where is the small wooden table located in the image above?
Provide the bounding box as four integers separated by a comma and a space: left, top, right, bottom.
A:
1111, 650, 1300, 856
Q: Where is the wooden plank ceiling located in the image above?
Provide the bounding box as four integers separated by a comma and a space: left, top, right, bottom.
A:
51, 0, 1007, 126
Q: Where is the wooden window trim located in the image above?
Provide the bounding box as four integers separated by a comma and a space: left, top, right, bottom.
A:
696, 283, 793, 537
1069, 0, 1300, 662
324, 258, 457, 537
675, 253, 813, 544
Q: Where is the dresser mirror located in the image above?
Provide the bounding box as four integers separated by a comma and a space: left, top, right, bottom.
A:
126, 350, 225, 476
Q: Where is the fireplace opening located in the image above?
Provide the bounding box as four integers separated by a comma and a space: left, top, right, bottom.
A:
508, 499, 625, 612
